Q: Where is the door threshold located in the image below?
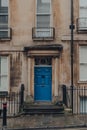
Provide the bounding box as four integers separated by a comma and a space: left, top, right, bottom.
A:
34, 101, 53, 106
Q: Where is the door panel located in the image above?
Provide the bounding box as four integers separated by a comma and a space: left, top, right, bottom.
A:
34, 67, 52, 101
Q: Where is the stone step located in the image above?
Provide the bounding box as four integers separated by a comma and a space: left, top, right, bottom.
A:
23, 104, 64, 115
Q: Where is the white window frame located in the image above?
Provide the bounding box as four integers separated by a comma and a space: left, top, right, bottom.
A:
36, 0, 52, 37
0, 56, 9, 92
79, 46, 87, 81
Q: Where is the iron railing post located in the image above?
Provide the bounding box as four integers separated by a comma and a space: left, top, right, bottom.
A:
62, 85, 67, 106
2, 102, 7, 127
20, 84, 25, 108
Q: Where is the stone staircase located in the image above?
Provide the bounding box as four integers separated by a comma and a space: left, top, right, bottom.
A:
23, 102, 64, 115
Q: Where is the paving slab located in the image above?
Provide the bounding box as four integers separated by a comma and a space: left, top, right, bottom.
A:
0, 114, 87, 129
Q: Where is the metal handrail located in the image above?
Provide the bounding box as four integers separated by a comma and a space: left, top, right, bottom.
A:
32, 27, 55, 40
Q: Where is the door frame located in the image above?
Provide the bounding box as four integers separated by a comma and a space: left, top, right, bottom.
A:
28, 55, 59, 102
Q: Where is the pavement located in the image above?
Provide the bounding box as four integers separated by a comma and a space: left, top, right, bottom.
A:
0, 114, 87, 130
4, 127, 87, 130
0, 127, 87, 130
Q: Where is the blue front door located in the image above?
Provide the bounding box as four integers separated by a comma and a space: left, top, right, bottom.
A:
34, 66, 52, 101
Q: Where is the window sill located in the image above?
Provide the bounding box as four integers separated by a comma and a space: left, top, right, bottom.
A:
0, 38, 11, 41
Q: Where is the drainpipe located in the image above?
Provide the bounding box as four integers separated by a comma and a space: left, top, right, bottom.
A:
70, 0, 75, 114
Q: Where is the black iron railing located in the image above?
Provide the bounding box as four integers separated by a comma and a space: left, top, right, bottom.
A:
77, 18, 87, 33
32, 27, 55, 41
63, 85, 87, 114
0, 27, 12, 40
0, 92, 20, 116
0, 84, 25, 117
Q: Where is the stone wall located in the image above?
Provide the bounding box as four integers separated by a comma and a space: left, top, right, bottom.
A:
10, 52, 22, 88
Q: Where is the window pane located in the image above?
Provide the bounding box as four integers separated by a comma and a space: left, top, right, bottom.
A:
37, 0, 50, 14
80, 0, 87, 17
79, 46, 87, 63
80, 64, 87, 81
80, 0, 87, 7
0, 56, 8, 92
1, 0, 8, 7
80, 97, 87, 113
0, 31, 8, 37
37, 15, 50, 27
1, 57, 8, 75
0, 57, 1, 75
42, 0, 50, 3
1, 76, 8, 90
0, 15, 8, 24
0, 77, 1, 88
0, 7, 8, 13
80, 8, 87, 17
